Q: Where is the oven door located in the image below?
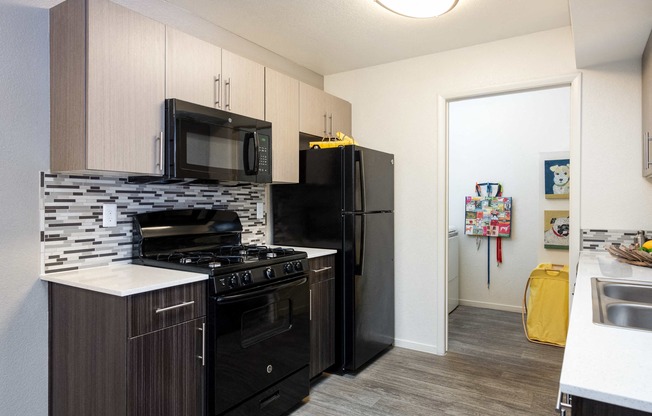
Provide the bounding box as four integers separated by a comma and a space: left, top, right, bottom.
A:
207, 275, 309, 415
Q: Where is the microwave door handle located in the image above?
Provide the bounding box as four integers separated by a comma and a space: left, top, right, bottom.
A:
243, 132, 256, 175
253, 132, 260, 174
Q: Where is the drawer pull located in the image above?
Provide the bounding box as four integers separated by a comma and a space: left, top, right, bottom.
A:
155, 300, 195, 313
311, 267, 332, 273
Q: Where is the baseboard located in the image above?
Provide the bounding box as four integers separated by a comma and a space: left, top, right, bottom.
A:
394, 338, 442, 356
459, 299, 522, 313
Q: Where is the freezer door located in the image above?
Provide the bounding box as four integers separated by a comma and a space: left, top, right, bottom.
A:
343, 146, 394, 213
342, 212, 394, 371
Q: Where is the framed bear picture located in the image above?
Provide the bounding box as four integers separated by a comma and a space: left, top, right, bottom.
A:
544, 210, 569, 250
544, 158, 570, 199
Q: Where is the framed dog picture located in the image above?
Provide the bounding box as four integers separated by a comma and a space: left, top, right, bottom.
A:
544, 210, 569, 250
544, 158, 570, 199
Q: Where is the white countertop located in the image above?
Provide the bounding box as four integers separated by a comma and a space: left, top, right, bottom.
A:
41, 247, 337, 297
272, 246, 337, 259
41, 264, 208, 297
560, 251, 652, 411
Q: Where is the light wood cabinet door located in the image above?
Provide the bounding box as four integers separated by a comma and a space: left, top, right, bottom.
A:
328, 94, 352, 137
299, 82, 328, 138
221, 49, 265, 120
51, 0, 165, 175
643, 30, 652, 177
86, 0, 165, 174
166, 27, 221, 108
299, 82, 352, 139
265, 68, 299, 183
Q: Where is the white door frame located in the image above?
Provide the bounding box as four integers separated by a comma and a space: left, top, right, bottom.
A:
435, 73, 582, 354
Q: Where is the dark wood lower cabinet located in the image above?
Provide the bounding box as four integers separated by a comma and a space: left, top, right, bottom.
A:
572, 395, 652, 416
49, 281, 206, 416
128, 318, 205, 416
308, 255, 335, 378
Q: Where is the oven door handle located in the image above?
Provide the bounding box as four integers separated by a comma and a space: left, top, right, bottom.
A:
215, 277, 307, 304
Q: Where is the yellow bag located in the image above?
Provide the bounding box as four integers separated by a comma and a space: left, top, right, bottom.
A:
522, 263, 569, 347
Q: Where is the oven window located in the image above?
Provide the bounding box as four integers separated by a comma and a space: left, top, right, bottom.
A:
240, 299, 292, 348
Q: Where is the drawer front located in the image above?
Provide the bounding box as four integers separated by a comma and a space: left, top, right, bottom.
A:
308, 255, 335, 285
128, 281, 206, 337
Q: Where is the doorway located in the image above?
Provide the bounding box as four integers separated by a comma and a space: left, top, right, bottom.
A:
435, 75, 582, 353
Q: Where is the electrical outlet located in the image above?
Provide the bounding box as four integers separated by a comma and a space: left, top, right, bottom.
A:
256, 202, 264, 220
103, 204, 117, 228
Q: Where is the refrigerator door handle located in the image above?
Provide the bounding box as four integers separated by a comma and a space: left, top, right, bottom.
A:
355, 149, 366, 212
355, 213, 366, 276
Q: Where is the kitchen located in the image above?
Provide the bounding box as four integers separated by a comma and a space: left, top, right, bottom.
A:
2, 0, 652, 415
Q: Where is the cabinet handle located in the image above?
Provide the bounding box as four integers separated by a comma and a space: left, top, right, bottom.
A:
225, 77, 231, 110
309, 289, 312, 321
556, 390, 572, 415
214, 75, 221, 108
155, 132, 164, 172
329, 113, 334, 136
323, 113, 328, 136
155, 300, 194, 313
646, 131, 652, 168
197, 323, 206, 366
311, 266, 332, 273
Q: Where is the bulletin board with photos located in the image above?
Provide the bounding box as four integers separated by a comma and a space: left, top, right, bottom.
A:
464, 196, 512, 237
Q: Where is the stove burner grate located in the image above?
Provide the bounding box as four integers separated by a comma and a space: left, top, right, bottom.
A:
154, 245, 297, 268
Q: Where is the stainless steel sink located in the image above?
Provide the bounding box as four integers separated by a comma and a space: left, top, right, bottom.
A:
592, 278, 652, 331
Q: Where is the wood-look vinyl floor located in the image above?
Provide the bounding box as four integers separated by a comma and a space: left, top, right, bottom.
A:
291, 305, 564, 416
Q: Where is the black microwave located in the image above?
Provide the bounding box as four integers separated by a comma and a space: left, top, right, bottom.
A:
164, 99, 272, 184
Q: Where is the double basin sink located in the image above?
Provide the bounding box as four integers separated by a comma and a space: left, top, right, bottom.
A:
592, 278, 652, 331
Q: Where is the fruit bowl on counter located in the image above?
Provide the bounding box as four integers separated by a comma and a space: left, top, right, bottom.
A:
607, 242, 652, 267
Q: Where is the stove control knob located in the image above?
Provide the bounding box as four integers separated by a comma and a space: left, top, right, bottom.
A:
264, 267, 275, 280
283, 263, 293, 274
293, 261, 303, 272
241, 271, 252, 285
228, 274, 240, 288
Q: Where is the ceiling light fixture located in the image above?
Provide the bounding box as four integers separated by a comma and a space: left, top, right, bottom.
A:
376, 0, 458, 18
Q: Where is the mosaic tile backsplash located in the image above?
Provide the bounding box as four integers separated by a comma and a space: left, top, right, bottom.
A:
40, 173, 267, 274
581, 229, 652, 251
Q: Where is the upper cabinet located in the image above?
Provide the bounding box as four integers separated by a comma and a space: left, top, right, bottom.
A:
166, 27, 221, 109
299, 82, 352, 138
222, 50, 265, 120
50, 0, 165, 175
50, 1, 349, 179
265, 68, 300, 183
643, 30, 652, 177
166, 28, 264, 120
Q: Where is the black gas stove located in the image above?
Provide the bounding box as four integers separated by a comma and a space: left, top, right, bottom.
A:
132, 208, 308, 295
133, 208, 311, 416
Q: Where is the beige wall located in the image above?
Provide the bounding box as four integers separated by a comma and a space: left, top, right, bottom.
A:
325, 27, 652, 353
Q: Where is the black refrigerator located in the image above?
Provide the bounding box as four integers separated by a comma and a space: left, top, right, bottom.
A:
272, 145, 394, 373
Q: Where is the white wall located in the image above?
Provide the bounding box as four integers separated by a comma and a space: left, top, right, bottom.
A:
448, 87, 570, 312
325, 27, 652, 353
581, 58, 652, 229
0, 3, 50, 415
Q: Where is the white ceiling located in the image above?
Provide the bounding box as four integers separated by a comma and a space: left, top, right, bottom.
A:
162, 0, 572, 75
18, 0, 652, 75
